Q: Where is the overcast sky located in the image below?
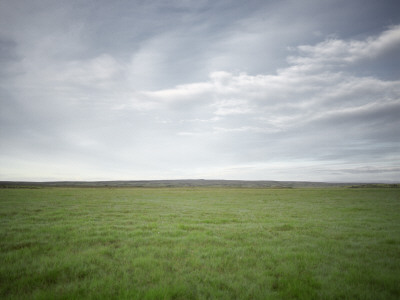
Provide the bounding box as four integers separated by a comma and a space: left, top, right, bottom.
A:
1, 0, 399, 182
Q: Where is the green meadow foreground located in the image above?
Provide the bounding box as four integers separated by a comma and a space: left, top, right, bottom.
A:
0, 188, 399, 299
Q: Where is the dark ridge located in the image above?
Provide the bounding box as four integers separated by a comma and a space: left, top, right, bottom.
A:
0, 179, 381, 188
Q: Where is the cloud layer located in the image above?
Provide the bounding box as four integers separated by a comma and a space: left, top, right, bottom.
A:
0, 1, 399, 181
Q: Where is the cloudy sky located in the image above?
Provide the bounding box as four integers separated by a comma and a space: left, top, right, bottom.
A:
1, 0, 399, 182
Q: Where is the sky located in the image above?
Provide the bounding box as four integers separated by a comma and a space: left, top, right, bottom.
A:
0, 0, 400, 182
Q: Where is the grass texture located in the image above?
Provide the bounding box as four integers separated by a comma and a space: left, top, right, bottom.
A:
1, 187, 399, 299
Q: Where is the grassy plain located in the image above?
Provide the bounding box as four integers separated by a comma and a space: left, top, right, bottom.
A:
0, 187, 399, 299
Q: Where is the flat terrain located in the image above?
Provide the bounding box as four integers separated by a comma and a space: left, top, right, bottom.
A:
0, 187, 399, 299
0, 179, 362, 188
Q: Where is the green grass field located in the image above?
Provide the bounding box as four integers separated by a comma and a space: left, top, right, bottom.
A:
1, 187, 399, 299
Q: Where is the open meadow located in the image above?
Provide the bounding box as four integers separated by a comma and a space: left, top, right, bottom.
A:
0, 187, 399, 299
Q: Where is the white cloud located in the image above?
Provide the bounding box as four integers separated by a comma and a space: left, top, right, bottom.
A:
1, 1, 399, 182
212, 99, 253, 116
120, 25, 399, 182
288, 25, 400, 68
141, 82, 213, 102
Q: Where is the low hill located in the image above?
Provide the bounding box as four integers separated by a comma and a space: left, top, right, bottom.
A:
0, 179, 371, 188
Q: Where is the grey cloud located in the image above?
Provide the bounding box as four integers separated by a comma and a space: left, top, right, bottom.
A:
1, 0, 399, 181
335, 167, 400, 175
0, 37, 18, 62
